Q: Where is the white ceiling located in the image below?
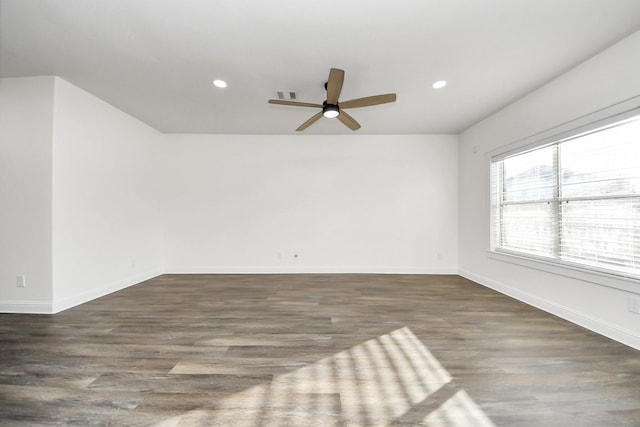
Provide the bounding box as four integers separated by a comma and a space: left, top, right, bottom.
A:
2, 0, 640, 135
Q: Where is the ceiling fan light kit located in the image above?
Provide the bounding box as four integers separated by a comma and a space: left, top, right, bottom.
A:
268, 68, 397, 131
322, 102, 340, 118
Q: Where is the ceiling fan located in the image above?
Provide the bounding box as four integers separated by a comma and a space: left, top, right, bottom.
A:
268, 68, 397, 131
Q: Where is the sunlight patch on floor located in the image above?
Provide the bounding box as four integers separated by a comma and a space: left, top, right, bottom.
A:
423, 390, 497, 427
154, 326, 495, 426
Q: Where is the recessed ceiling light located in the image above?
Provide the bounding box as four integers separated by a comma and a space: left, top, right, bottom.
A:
213, 79, 227, 88
432, 80, 447, 89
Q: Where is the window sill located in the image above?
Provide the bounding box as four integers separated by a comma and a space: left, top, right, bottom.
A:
487, 249, 640, 294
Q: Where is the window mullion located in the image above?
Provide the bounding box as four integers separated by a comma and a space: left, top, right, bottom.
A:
552, 144, 562, 259
500, 161, 505, 248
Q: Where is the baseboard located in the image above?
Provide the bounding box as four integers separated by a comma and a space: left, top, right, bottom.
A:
163, 265, 459, 275
50, 270, 163, 314
0, 270, 163, 314
1, 268, 457, 314
0, 300, 55, 314
459, 268, 640, 351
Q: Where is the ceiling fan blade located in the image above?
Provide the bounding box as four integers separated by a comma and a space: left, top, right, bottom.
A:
326, 68, 345, 104
296, 111, 323, 131
337, 111, 361, 131
339, 93, 397, 109
268, 100, 323, 108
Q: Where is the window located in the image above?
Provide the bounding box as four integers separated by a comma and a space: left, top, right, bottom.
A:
490, 112, 640, 280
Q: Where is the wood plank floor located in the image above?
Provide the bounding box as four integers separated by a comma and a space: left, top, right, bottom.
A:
1, 274, 639, 426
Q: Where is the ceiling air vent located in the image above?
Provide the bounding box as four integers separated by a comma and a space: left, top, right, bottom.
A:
275, 90, 297, 101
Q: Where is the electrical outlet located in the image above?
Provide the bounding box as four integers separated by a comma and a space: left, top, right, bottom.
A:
16, 275, 26, 288
627, 296, 640, 315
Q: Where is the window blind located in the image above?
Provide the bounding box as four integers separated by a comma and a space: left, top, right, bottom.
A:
491, 113, 640, 279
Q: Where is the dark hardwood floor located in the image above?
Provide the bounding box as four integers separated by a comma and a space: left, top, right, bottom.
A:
1, 274, 639, 426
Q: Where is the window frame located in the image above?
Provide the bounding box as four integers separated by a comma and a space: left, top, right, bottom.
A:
487, 98, 640, 293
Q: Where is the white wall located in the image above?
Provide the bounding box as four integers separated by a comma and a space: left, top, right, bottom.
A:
459, 30, 640, 349
1, 76, 458, 313
162, 134, 458, 274
0, 77, 54, 312
51, 77, 164, 311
